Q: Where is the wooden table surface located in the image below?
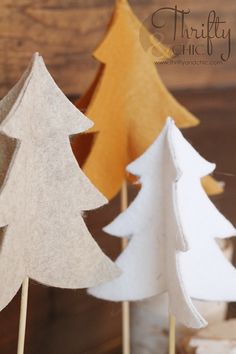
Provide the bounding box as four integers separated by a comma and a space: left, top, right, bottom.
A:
0, 87, 235, 353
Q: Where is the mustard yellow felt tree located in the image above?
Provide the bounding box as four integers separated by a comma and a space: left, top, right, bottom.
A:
74, 0, 222, 200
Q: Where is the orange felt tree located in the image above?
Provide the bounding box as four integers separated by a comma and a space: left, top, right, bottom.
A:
73, 0, 223, 200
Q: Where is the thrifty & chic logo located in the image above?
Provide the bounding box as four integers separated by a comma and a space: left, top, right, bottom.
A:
140, 5, 231, 65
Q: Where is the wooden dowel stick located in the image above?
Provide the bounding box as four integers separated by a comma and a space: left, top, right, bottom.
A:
17, 277, 29, 354
121, 181, 130, 354
169, 314, 176, 354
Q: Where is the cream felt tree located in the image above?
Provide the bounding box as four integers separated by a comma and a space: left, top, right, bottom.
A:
74, 0, 222, 200
0, 53, 120, 354
88, 118, 236, 329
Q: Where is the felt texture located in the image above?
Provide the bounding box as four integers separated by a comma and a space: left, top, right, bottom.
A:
0, 53, 120, 312
88, 118, 236, 328
169, 122, 236, 301
75, 0, 223, 200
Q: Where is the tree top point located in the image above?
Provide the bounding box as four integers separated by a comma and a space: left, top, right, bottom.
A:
0, 53, 93, 139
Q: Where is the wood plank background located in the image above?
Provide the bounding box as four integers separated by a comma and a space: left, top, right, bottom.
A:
0, 0, 235, 98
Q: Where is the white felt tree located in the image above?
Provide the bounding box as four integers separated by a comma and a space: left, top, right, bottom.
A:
0, 53, 120, 312
88, 118, 236, 328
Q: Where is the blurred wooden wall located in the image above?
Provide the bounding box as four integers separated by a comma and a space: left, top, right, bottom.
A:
0, 0, 235, 98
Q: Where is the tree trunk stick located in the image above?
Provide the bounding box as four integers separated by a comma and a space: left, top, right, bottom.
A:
121, 181, 130, 354
169, 314, 176, 354
17, 277, 29, 354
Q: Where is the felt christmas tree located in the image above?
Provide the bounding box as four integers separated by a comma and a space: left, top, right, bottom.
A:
88, 118, 236, 328
74, 0, 222, 200
0, 53, 120, 312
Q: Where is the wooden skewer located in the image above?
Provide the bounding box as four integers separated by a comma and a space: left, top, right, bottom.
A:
17, 277, 29, 354
120, 181, 130, 354
169, 314, 176, 354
